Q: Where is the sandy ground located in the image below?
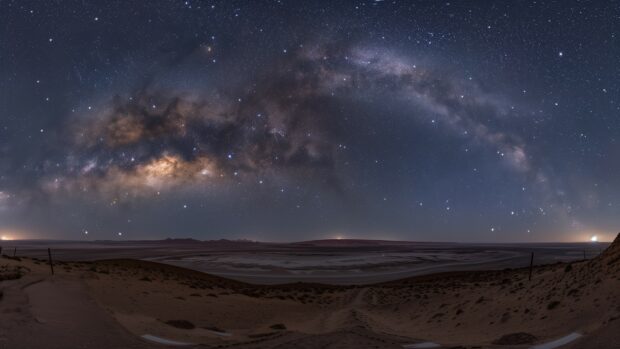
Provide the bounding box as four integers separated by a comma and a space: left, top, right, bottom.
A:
0, 235, 619, 348
0, 271, 148, 348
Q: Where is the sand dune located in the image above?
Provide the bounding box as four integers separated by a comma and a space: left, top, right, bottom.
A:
0, 234, 619, 348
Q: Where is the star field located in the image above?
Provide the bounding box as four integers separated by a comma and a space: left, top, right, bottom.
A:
0, 0, 618, 242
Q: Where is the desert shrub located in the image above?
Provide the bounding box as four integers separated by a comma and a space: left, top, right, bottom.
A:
205, 326, 225, 332
547, 301, 560, 310
165, 320, 195, 329
270, 324, 286, 330
492, 332, 538, 345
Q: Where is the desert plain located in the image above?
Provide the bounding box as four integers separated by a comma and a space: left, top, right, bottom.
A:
0, 235, 619, 349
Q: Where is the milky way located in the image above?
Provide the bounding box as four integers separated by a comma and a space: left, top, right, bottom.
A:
0, 1, 618, 241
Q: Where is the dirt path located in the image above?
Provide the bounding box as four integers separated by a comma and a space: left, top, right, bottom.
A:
0, 275, 152, 349
350, 287, 368, 307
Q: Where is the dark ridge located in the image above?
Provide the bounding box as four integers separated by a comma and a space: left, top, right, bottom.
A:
600, 232, 620, 267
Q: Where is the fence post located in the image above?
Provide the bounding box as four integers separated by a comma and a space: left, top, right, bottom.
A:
583, 249, 586, 260
13, 247, 16, 257
48, 248, 54, 275
528, 252, 534, 281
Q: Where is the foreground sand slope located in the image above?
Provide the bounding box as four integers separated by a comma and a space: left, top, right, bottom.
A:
0, 264, 149, 349
1, 234, 619, 348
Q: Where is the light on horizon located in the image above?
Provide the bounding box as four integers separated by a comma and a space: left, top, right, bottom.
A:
0, 235, 12, 241
590, 235, 598, 242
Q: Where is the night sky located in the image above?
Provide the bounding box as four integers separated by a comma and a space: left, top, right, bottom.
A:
0, 1, 618, 242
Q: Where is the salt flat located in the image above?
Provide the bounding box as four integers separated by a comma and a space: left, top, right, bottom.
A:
3, 238, 608, 284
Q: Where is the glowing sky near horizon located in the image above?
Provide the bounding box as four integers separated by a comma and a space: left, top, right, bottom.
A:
0, 1, 618, 242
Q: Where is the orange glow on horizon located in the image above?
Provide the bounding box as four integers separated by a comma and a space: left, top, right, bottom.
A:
0, 228, 29, 241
